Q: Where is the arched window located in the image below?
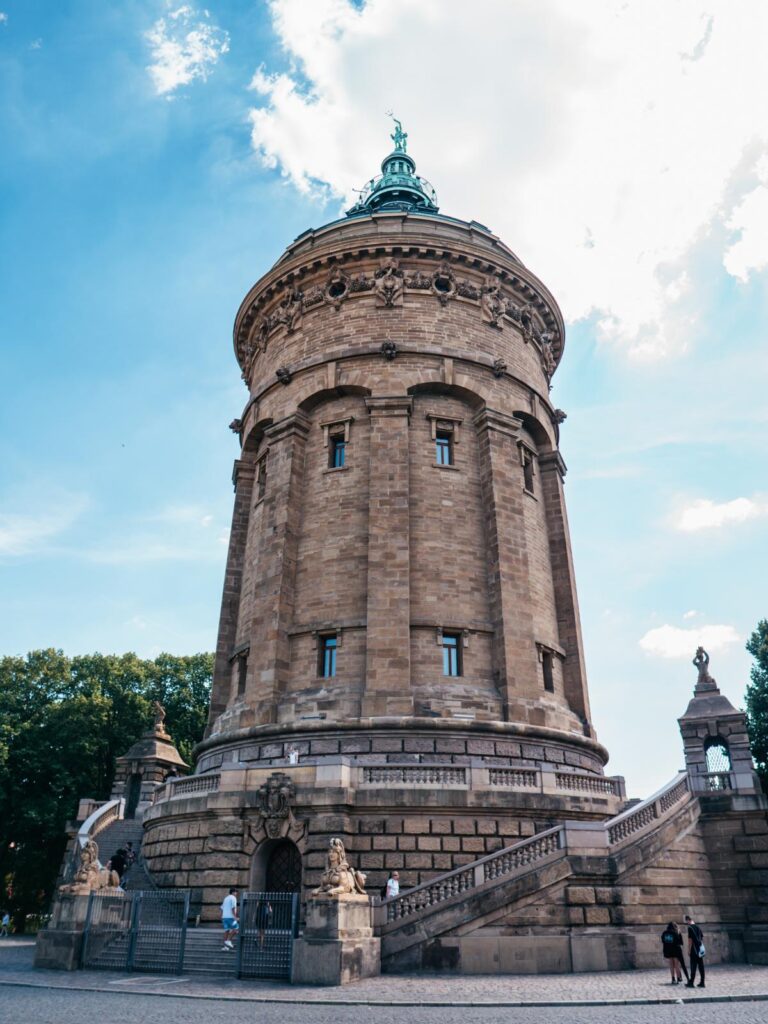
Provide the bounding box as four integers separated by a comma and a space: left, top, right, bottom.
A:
704, 737, 732, 789
265, 841, 302, 893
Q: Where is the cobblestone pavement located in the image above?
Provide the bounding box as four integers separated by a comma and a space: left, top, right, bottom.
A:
4, 988, 768, 1024
3, 938, 768, 1009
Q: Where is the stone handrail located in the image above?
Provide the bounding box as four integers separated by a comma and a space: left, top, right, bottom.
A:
555, 771, 619, 795
488, 768, 538, 788
153, 773, 221, 803
691, 771, 733, 793
380, 825, 564, 925
606, 772, 690, 846
357, 762, 623, 798
77, 798, 124, 849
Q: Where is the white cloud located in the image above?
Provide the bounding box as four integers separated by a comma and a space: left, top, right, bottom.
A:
683, 610, 700, 620
145, 4, 229, 97
639, 623, 741, 659
0, 496, 87, 557
30, 38, 42, 49
723, 184, 768, 281
248, 0, 768, 360
675, 496, 766, 532
0, 13, 8, 25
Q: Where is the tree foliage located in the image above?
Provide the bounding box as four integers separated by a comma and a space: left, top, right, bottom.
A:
0, 649, 211, 930
745, 619, 768, 792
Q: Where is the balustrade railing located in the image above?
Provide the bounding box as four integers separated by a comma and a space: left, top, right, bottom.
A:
555, 772, 619, 795
488, 768, 538, 788
152, 773, 221, 804
362, 765, 466, 786
383, 826, 563, 924
607, 772, 689, 846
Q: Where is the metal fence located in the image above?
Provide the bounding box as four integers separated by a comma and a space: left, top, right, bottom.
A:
82, 889, 190, 974
237, 891, 299, 979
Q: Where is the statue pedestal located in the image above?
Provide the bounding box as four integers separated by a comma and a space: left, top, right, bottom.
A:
34, 892, 92, 971
291, 895, 381, 986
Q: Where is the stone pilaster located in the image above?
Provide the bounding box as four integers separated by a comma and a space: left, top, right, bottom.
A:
247, 412, 310, 725
208, 457, 256, 731
538, 450, 593, 732
474, 408, 539, 718
362, 396, 413, 717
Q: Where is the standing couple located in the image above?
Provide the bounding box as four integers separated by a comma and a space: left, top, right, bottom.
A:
661, 914, 706, 988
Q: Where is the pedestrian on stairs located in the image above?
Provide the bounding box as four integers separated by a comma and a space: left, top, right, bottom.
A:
684, 913, 706, 988
221, 888, 239, 952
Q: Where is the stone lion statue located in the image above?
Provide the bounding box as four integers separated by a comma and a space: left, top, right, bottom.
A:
312, 837, 367, 897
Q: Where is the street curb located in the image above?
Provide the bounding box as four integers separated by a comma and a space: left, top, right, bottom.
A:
3, 977, 768, 1008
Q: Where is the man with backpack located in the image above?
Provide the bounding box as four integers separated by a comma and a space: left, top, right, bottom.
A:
684, 913, 705, 988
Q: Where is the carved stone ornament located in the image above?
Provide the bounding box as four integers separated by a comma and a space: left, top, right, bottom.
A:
380, 340, 397, 361
553, 408, 567, 425
457, 279, 480, 300
492, 358, 507, 378
374, 257, 404, 308
229, 418, 243, 434
324, 266, 351, 310
276, 366, 293, 386
519, 303, 535, 341
405, 269, 432, 290
539, 332, 557, 383
481, 275, 506, 328
60, 838, 121, 894
431, 260, 456, 305
505, 298, 522, 323
349, 272, 374, 293
311, 837, 367, 898
693, 646, 718, 691
304, 284, 324, 308
256, 771, 295, 839
275, 287, 304, 334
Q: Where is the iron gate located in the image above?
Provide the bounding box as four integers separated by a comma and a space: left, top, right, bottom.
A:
82, 889, 190, 974
237, 891, 299, 979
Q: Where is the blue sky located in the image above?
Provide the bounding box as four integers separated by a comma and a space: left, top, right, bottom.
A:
1, 1, 767, 796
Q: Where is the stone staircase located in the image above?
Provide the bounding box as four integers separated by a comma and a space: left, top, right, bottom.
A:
183, 928, 239, 975
375, 772, 696, 971
95, 819, 145, 867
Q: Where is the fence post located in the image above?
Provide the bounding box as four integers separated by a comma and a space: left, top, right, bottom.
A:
177, 891, 190, 975
236, 893, 246, 979
80, 891, 96, 968
126, 893, 141, 972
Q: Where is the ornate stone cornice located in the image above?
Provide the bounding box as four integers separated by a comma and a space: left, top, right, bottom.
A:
234, 241, 566, 387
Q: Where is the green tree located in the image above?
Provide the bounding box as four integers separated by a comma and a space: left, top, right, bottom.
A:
745, 619, 768, 792
0, 649, 212, 931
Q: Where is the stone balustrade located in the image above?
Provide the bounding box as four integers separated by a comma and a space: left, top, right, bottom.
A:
607, 772, 690, 846
152, 773, 221, 804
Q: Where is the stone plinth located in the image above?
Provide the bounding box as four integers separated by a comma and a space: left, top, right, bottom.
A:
34, 892, 92, 971
292, 895, 380, 986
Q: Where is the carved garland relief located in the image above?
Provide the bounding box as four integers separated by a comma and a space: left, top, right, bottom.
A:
238, 255, 560, 385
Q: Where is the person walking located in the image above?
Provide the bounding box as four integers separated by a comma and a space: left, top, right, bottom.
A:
385, 871, 400, 899
684, 913, 706, 988
256, 898, 273, 950
0, 911, 10, 937
660, 921, 690, 985
221, 888, 239, 952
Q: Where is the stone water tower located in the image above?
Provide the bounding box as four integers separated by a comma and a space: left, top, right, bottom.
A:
143, 128, 625, 915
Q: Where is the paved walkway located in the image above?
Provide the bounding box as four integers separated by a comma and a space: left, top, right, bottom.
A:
2, 938, 768, 1007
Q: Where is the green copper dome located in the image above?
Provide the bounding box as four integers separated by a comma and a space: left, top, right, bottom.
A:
347, 120, 439, 217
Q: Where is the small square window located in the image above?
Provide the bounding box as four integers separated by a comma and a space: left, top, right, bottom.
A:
257, 457, 267, 501
522, 450, 534, 493
435, 430, 454, 466
319, 634, 337, 678
236, 654, 248, 696
541, 650, 554, 693
330, 436, 346, 468
442, 632, 462, 676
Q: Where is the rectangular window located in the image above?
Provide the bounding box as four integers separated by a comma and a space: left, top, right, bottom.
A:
257, 457, 267, 501
442, 632, 462, 676
236, 654, 248, 696
435, 430, 453, 466
542, 650, 554, 693
522, 450, 534, 493
319, 634, 337, 678
330, 436, 346, 468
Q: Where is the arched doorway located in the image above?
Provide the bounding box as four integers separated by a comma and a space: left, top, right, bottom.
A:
251, 839, 302, 893
125, 773, 142, 818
